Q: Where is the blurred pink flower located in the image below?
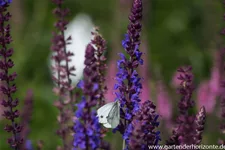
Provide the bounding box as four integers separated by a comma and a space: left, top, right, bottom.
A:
197, 81, 216, 113
209, 67, 220, 94
104, 60, 117, 102
139, 80, 150, 103
156, 81, 172, 120
209, 52, 221, 95
197, 51, 221, 113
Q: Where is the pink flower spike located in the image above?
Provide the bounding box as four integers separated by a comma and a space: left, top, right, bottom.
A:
104, 60, 117, 102
209, 51, 221, 96
197, 81, 216, 113
156, 81, 172, 120
139, 80, 150, 103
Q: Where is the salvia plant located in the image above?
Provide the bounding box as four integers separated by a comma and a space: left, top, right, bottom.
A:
1, 0, 225, 150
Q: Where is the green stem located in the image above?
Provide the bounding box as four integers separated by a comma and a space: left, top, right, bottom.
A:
122, 139, 125, 150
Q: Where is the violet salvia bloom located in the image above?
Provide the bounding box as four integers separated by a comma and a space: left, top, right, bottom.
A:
114, 0, 146, 148
167, 66, 196, 145
128, 100, 160, 150
0, 2, 23, 149
194, 106, 206, 144
74, 33, 109, 150
19, 90, 33, 150
51, 0, 76, 149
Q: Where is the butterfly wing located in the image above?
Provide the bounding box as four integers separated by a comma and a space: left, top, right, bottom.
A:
102, 122, 112, 128
107, 101, 120, 128
97, 101, 115, 125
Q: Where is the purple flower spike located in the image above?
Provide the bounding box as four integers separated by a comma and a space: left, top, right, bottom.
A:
113, 0, 157, 149
167, 66, 197, 146
51, 0, 76, 149
73, 29, 109, 150
91, 29, 108, 107
0, 2, 23, 149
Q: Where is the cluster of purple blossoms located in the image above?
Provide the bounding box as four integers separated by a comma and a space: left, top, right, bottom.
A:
0, 1, 23, 149
128, 100, 160, 150
74, 30, 109, 150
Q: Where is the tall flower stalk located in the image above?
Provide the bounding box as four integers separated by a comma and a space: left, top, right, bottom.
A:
114, 0, 148, 149
73, 29, 109, 150
167, 67, 195, 145
92, 29, 108, 107
167, 67, 206, 147
51, 0, 75, 149
0, 1, 23, 149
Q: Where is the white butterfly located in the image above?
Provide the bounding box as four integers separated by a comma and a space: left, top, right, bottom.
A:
97, 100, 120, 128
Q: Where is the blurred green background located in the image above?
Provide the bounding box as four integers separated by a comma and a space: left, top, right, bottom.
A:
0, 0, 224, 149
